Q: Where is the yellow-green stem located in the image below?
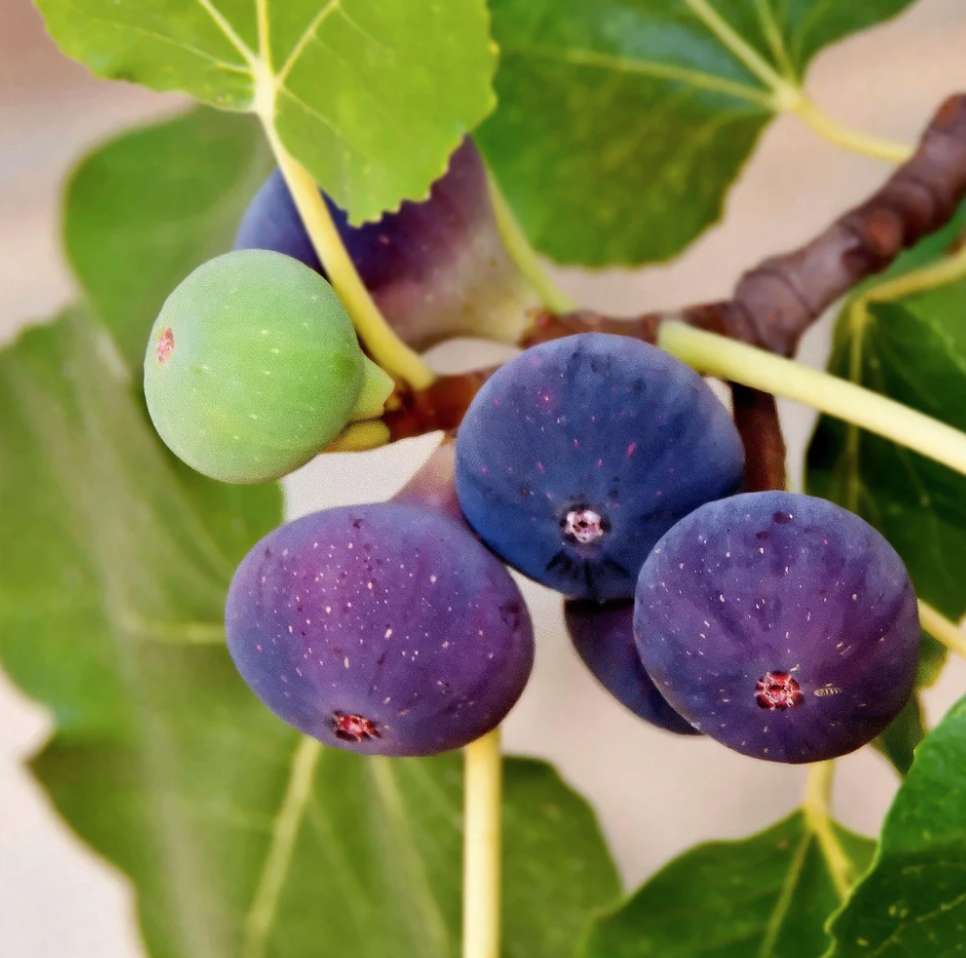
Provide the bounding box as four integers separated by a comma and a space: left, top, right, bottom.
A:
323, 420, 390, 453
263, 126, 435, 391
785, 92, 913, 163
861, 240, 966, 310
127, 619, 225, 645
918, 600, 966, 661
658, 322, 966, 482
684, 0, 913, 164
487, 173, 577, 314
802, 761, 851, 899
463, 727, 502, 958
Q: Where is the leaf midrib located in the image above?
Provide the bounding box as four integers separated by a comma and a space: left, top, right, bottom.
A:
497, 40, 773, 109
755, 827, 814, 958
243, 737, 322, 958
181, 0, 791, 121
368, 758, 452, 958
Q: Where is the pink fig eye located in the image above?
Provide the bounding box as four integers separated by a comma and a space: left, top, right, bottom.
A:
333, 712, 382, 742
156, 327, 175, 364
755, 672, 804, 710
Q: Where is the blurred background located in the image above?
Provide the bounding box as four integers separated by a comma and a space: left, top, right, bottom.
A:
1, 0, 965, 954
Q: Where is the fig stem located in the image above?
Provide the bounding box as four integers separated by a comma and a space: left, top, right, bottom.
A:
393, 441, 465, 525
350, 356, 396, 422
463, 727, 503, 958
323, 420, 390, 454
803, 760, 851, 900
918, 600, 966, 660
659, 321, 966, 483
262, 125, 436, 391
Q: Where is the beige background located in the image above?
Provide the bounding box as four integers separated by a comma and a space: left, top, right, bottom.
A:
2, 1, 966, 955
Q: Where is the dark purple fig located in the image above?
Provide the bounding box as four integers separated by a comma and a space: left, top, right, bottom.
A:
635, 492, 920, 763
565, 599, 699, 735
225, 502, 534, 756
455, 333, 745, 601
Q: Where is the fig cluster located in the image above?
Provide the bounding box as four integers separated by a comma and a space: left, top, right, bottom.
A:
144, 139, 921, 763
454, 336, 919, 762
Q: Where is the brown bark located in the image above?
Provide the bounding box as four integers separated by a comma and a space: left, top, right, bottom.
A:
384, 367, 497, 442
730, 386, 787, 492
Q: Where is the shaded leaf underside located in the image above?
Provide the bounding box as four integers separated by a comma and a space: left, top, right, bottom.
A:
64, 108, 274, 370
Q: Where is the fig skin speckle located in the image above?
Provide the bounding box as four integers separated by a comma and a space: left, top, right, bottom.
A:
634, 492, 920, 764
225, 503, 534, 756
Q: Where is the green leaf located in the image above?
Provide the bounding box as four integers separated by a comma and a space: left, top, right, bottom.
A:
873, 695, 925, 777
477, 0, 917, 266
503, 759, 623, 957
826, 694, 966, 956
807, 263, 966, 623
916, 629, 948, 690
0, 311, 619, 958
872, 630, 947, 776
35, 0, 496, 222
65, 108, 273, 371
581, 811, 875, 958
758, 0, 919, 78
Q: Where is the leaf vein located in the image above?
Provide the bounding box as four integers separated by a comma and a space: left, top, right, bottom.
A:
276, 0, 342, 84
756, 830, 814, 957
59, 10, 252, 76
193, 0, 257, 64
243, 737, 321, 958
499, 41, 772, 108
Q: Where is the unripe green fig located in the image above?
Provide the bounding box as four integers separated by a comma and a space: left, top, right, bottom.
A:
144, 250, 393, 483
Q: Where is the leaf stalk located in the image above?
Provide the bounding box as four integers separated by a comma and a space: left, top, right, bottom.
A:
786, 92, 915, 164
463, 727, 503, 958
917, 601, 966, 661
857, 238, 966, 312
658, 322, 966, 484
802, 761, 851, 900
261, 123, 436, 391
486, 173, 577, 314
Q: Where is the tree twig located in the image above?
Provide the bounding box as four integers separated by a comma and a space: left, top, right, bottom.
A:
384, 368, 497, 442
730, 94, 966, 356
730, 385, 787, 492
